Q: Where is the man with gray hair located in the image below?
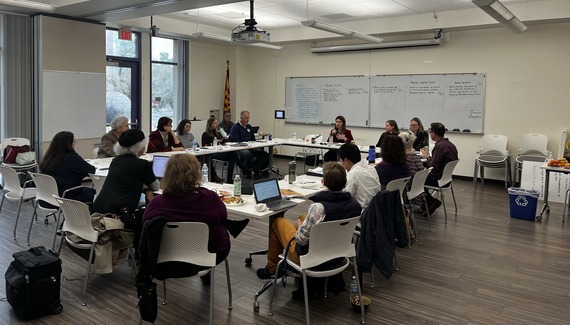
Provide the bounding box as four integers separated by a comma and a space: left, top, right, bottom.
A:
97, 116, 129, 158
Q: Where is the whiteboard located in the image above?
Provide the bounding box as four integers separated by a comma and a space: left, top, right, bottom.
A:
42, 70, 106, 140
285, 76, 369, 126
369, 74, 485, 132
285, 73, 485, 133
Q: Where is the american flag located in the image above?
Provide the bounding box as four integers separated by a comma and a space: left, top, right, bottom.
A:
223, 60, 231, 113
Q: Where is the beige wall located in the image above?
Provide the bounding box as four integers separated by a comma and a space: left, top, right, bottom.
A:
39, 15, 105, 158
211, 22, 570, 179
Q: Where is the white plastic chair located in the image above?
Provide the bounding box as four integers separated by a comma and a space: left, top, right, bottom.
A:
89, 173, 106, 194
268, 216, 364, 325
0, 138, 38, 173
55, 196, 99, 306
473, 134, 511, 188
514, 133, 550, 185
425, 160, 459, 224
386, 176, 413, 247
0, 166, 37, 240
157, 222, 232, 325
28, 172, 63, 248
405, 167, 432, 231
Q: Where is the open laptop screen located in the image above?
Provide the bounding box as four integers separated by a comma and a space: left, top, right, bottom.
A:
252, 126, 260, 133
252, 178, 282, 204
152, 155, 170, 178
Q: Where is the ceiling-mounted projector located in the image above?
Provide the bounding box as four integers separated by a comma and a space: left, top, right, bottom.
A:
231, 0, 271, 43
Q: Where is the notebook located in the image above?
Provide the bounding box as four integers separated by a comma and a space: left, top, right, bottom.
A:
252, 178, 297, 211
152, 155, 170, 179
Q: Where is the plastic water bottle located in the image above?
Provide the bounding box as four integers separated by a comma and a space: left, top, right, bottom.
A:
192, 140, 198, 153
213, 137, 218, 150
293, 132, 297, 141
350, 275, 359, 305
368, 145, 375, 164
202, 164, 208, 184
233, 174, 241, 197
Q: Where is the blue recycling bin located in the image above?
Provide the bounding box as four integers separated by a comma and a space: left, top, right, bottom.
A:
508, 187, 539, 220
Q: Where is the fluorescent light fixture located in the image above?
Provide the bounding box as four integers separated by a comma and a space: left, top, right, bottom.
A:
0, 0, 55, 11
301, 20, 383, 43
309, 39, 441, 54
192, 32, 282, 50
472, 0, 527, 33
247, 42, 283, 50
192, 32, 231, 42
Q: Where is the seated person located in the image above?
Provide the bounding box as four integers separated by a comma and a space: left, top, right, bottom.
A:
399, 131, 425, 207
39, 131, 96, 204
421, 122, 459, 214
93, 129, 160, 249
323, 115, 353, 162
219, 111, 234, 138
256, 162, 362, 279
175, 119, 196, 148
376, 120, 400, 148
141, 154, 231, 280
229, 110, 269, 176
147, 116, 184, 153
97, 115, 129, 158
409, 117, 429, 151
338, 143, 381, 210
202, 117, 250, 183
375, 135, 410, 189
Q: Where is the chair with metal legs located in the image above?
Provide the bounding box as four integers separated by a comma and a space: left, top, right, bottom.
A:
0, 166, 36, 240
424, 160, 459, 224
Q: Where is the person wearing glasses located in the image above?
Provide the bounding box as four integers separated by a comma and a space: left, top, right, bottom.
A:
147, 116, 184, 153
338, 143, 381, 210
39, 131, 96, 203
97, 115, 129, 158
420, 122, 458, 215
229, 110, 268, 176
376, 119, 400, 148
409, 117, 429, 151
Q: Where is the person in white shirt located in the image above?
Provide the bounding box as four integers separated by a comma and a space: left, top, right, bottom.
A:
338, 143, 381, 209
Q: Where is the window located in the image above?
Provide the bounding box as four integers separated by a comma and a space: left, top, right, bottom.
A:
151, 36, 186, 131
105, 29, 141, 130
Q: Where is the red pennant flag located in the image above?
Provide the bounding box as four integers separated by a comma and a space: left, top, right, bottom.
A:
223, 60, 231, 113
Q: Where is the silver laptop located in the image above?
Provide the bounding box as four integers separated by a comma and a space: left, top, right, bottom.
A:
252, 178, 297, 211
152, 155, 169, 179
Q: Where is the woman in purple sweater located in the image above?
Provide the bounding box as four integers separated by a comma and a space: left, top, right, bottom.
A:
142, 154, 230, 277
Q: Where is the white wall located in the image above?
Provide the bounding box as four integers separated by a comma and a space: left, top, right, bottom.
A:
218, 22, 570, 179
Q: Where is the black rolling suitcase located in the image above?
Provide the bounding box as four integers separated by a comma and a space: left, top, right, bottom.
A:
5, 246, 63, 320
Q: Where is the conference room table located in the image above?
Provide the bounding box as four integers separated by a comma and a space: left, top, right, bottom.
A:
537, 165, 570, 221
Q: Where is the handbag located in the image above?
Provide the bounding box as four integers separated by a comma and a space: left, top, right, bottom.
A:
15, 151, 36, 165
3, 145, 31, 164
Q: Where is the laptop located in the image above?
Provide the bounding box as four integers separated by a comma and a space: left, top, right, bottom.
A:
151, 155, 170, 179
252, 126, 260, 133
252, 178, 297, 211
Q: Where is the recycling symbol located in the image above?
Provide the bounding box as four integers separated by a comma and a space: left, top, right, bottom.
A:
515, 195, 528, 207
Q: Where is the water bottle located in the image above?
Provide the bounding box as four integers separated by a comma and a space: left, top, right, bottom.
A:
368, 145, 375, 164
288, 161, 296, 184
192, 140, 198, 153
292, 132, 297, 141
202, 164, 208, 184
350, 275, 359, 305
233, 174, 241, 197
213, 137, 218, 150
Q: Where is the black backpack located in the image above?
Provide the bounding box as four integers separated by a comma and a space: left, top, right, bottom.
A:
5, 246, 63, 320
